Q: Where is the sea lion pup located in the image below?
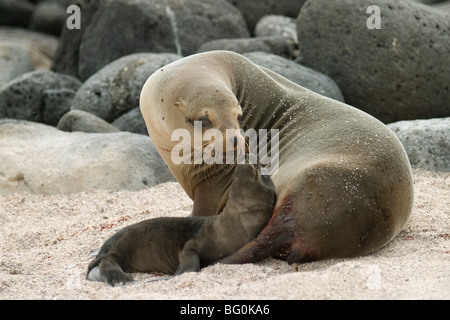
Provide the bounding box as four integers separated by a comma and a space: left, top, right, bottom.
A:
140, 50, 414, 264
86, 163, 277, 286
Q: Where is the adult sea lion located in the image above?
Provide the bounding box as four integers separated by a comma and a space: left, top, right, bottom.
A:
140, 50, 414, 264
86, 163, 277, 286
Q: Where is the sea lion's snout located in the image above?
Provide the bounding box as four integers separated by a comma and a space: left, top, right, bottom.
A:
234, 163, 256, 180
234, 164, 276, 196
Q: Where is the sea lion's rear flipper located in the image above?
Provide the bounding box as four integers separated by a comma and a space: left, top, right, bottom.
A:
98, 259, 134, 286
175, 241, 200, 275
219, 232, 288, 264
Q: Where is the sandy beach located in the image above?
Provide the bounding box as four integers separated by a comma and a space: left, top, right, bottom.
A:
0, 168, 448, 300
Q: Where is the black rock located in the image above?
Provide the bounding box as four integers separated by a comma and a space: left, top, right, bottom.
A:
0, 70, 81, 122
243, 52, 344, 102
297, 0, 450, 123
52, 0, 249, 80
431, 0, 450, 11
197, 36, 296, 59
0, 0, 35, 27
50, 0, 97, 77
225, 0, 306, 32
29, 1, 66, 36
43, 89, 77, 126
254, 15, 298, 45
70, 53, 181, 122
112, 107, 148, 135
413, 0, 447, 4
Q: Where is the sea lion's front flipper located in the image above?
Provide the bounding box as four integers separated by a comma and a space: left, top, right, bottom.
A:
175, 240, 200, 275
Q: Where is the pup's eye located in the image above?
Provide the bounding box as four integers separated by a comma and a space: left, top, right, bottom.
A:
198, 116, 212, 128
237, 114, 243, 124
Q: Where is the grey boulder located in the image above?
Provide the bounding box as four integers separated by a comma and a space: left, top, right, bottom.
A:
0, 119, 173, 195
297, 0, 450, 123
254, 15, 298, 46
0, 42, 34, 88
387, 117, 450, 172
112, 107, 148, 135
0, 70, 81, 122
70, 53, 181, 122
225, 0, 305, 32
57, 110, 120, 134
52, 0, 249, 80
197, 36, 296, 59
243, 52, 344, 102
0, 0, 34, 27
432, 0, 450, 11
43, 89, 77, 126
29, 1, 66, 36
0, 27, 59, 70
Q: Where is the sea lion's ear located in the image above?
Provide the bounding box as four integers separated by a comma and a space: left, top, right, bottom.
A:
174, 99, 187, 110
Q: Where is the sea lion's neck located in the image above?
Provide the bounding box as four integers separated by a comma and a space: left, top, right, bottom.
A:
191, 165, 235, 216
224, 55, 309, 133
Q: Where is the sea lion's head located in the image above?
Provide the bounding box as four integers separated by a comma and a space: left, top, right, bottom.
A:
231, 163, 277, 209
139, 54, 250, 203
165, 80, 246, 164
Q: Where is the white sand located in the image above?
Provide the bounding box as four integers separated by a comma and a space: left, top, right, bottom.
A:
0, 169, 448, 300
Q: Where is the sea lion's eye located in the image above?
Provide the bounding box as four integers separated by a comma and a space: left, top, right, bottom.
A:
186, 116, 212, 127
198, 116, 212, 128
237, 114, 243, 125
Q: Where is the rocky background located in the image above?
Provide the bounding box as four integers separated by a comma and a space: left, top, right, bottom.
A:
0, 0, 449, 195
